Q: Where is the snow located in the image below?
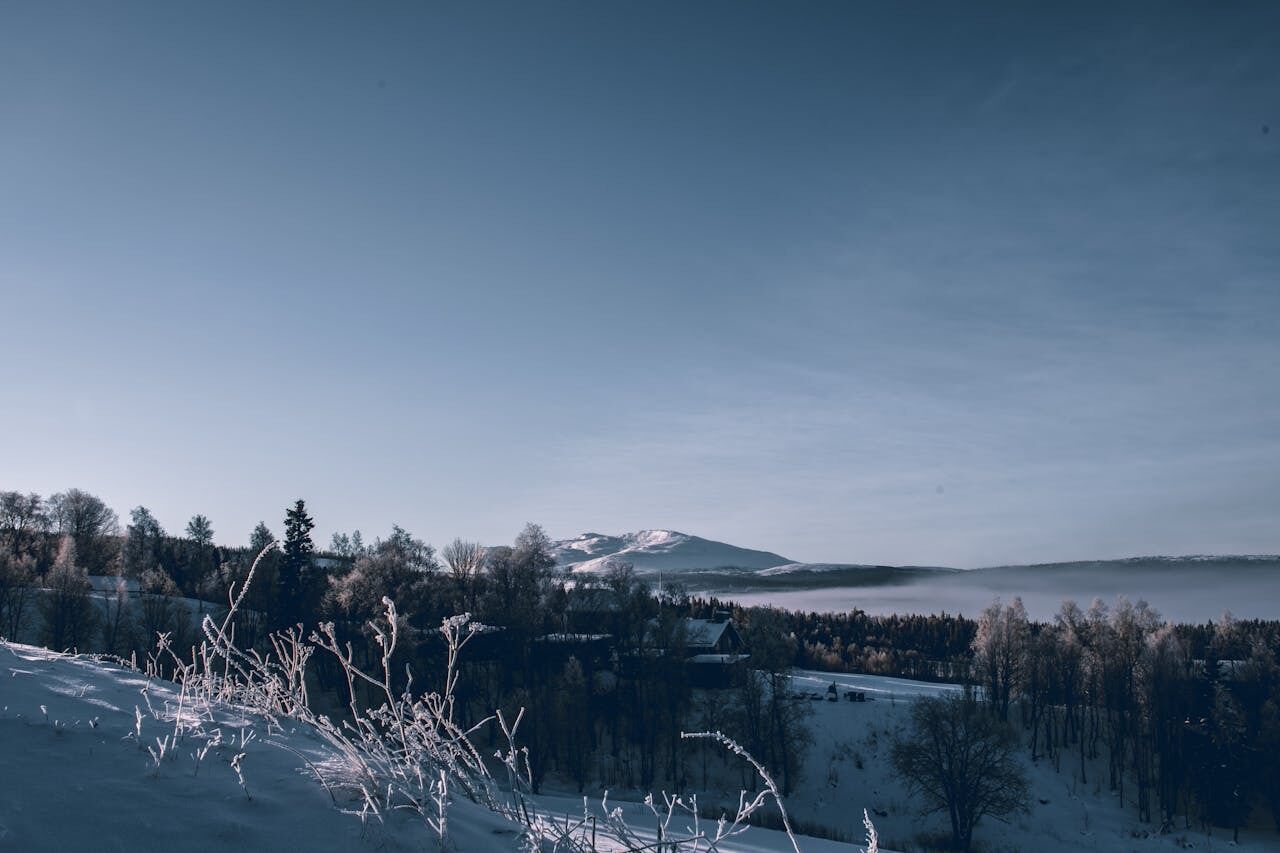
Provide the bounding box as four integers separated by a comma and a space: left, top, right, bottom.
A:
532, 793, 872, 852
689, 654, 752, 664
788, 669, 961, 702
0, 640, 527, 851
553, 530, 791, 574
757, 564, 906, 577
1, 643, 362, 849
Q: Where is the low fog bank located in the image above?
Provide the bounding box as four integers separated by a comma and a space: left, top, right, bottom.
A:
689, 557, 1280, 622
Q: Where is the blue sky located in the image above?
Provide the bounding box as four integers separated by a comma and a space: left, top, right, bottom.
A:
1, 2, 1277, 567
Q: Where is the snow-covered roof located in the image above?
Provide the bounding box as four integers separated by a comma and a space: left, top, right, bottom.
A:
684, 618, 731, 648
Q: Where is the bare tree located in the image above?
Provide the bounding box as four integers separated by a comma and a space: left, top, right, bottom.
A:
971, 597, 1029, 721
48, 489, 119, 574
99, 575, 134, 655
0, 552, 37, 639
739, 607, 812, 796
892, 693, 1029, 851
135, 567, 190, 654
0, 491, 48, 560
441, 538, 485, 612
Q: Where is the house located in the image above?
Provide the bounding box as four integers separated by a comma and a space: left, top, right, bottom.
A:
680, 613, 748, 688
682, 613, 745, 656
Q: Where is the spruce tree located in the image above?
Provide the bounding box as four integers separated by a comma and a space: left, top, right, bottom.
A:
123, 506, 165, 579
185, 514, 214, 547
278, 500, 315, 627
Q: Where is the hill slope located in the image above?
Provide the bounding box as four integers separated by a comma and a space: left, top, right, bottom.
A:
0, 641, 519, 851
553, 529, 791, 574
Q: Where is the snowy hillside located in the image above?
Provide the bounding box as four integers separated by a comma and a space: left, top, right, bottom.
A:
770, 669, 1280, 852
0, 641, 519, 851
553, 530, 791, 574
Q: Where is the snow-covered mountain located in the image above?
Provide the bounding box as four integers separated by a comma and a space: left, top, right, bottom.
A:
552, 529, 791, 574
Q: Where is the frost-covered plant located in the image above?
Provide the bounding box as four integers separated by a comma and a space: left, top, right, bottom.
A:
231, 751, 250, 800
191, 728, 221, 777
427, 769, 450, 848
862, 807, 879, 853
521, 730, 822, 853
147, 735, 170, 776
682, 730, 802, 852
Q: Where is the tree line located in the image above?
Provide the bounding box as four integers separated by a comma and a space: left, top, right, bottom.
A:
690, 598, 977, 682
969, 597, 1280, 841
0, 487, 812, 801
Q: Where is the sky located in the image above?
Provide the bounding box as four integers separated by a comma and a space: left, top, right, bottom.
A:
1, 2, 1277, 568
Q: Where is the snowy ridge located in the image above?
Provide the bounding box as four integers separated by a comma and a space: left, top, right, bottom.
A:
553, 529, 791, 574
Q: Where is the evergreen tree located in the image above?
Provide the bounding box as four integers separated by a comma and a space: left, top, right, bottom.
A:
122, 506, 166, 578
185, 514, 214, 546
241, 521, 279, 616
183, 514, 216, 596
277, 500, 315, 627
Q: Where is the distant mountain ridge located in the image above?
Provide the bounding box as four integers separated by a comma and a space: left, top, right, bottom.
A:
551, 530, 1280, 581
551, 529, 791, 574
981, 554, 1280, 570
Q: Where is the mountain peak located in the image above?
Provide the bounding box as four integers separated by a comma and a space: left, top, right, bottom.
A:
552, 529, 790, 574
